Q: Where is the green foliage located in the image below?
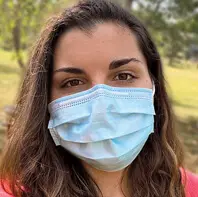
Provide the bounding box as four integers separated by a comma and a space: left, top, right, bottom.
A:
133, 0, 198, 65
0, 0, 57, 49
0, 0, 74, 69
1, 0, 198, 68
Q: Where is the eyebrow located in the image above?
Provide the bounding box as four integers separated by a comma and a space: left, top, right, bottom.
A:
109, 58, 142, 70
53, 57, 142, 74
54, 67, 85, 74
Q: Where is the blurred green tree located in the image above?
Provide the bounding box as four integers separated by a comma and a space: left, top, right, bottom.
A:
0, 0, 198, 68
111, 0, 134, 11
112, 0, 198, 66
134, 0, 198, 65
0, 0, 72, 70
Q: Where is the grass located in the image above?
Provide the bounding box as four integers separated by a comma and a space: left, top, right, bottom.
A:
0, 49, 198, 173
0, 49, 21, 150
165, 66, 198, 119
0, 49, 20, 124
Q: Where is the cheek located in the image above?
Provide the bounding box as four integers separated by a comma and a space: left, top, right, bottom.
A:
50, 83, 62, 102
49, 87, 56, 102
139, 69, 152, 88
144, 79, 152, 89
142, 76, 152, 89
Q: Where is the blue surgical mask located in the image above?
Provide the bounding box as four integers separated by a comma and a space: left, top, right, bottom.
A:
48, 84, 155, 172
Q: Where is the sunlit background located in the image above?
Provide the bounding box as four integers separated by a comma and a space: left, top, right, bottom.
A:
0, 0, 198, 173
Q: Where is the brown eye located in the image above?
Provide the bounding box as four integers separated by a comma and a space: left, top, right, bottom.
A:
114, 73, 134, 81
61, 79, 84, 88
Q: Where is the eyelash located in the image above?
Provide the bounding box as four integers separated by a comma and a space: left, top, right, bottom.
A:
60, 78, 85, 88
113, 72, 136, 81
61, 73, 137, 88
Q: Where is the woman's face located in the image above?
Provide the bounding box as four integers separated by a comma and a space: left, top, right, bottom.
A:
51, 22, 152, 101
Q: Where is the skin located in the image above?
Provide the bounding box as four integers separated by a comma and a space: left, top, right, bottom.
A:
51, 22, 152, 197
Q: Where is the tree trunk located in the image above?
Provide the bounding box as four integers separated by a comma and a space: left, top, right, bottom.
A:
12, 0, 25, 70
12, 22, 25, 69
125, 0, 134, 11
111, 0, 134, 11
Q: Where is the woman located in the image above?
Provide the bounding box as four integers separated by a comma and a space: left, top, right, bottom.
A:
0, 0, 198, 196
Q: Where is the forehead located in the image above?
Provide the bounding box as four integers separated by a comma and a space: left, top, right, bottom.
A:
53, 22, 146, 70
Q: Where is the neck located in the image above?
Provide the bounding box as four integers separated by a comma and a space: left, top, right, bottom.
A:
82, 162, 128, 197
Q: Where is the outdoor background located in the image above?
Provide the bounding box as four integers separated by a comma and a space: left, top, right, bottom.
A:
0, 0, 198, 173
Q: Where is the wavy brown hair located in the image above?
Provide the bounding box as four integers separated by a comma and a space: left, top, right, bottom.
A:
1, 0, 185, 196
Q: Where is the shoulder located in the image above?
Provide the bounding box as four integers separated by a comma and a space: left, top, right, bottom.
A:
181, 168, 198, 197
0, 182, 14, 197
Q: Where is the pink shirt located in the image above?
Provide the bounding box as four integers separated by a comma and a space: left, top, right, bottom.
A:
1, 170, 198, 197
181, 169, 198, 197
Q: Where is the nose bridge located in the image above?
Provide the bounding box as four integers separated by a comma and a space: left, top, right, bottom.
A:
90, 70, 107, 87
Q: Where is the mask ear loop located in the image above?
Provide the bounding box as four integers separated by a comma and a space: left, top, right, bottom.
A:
152, 81, 155, 103
152, 82, 155, 96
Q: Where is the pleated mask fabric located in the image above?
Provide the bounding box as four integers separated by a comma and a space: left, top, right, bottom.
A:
48, 84, 155, 172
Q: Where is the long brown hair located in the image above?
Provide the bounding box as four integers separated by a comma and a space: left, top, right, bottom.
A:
1, 0, 185, 196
